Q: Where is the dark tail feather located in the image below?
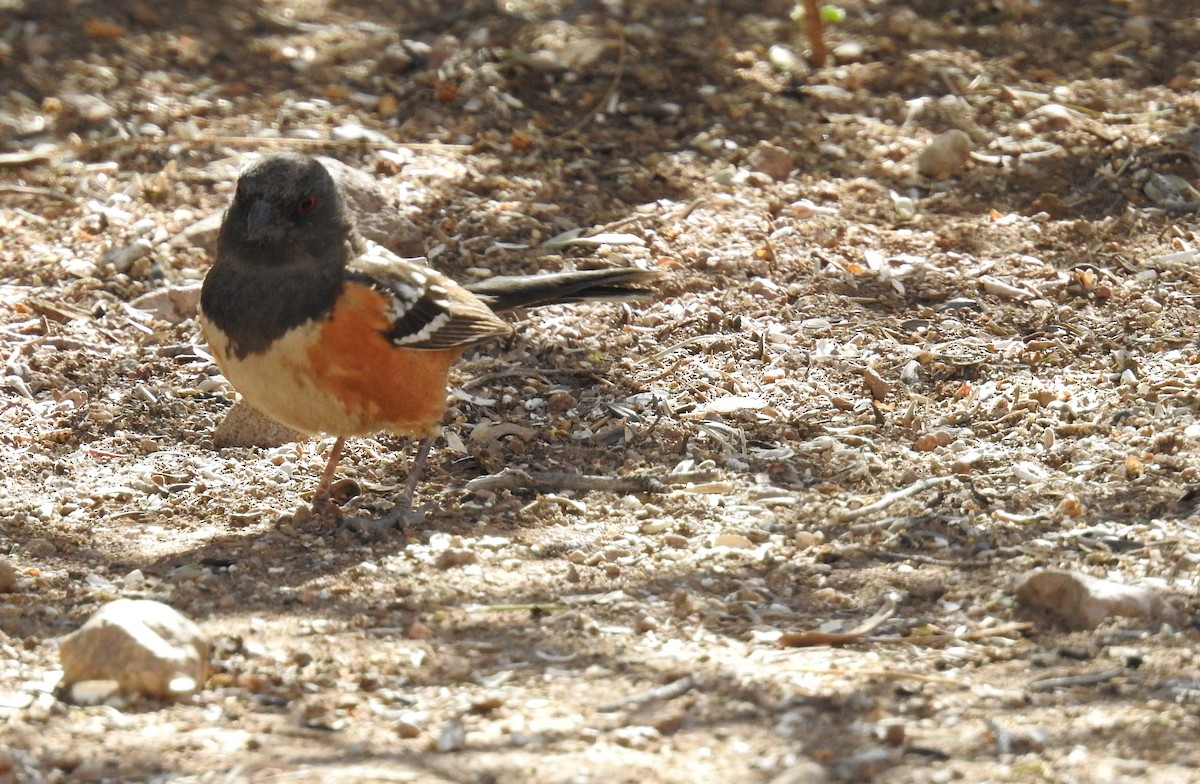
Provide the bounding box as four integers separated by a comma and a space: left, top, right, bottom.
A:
464, 268, 661, 313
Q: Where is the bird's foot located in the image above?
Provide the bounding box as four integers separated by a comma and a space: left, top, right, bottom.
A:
336, 500, 432, 541
299, 477, 427, 541
305, 496, 361, 525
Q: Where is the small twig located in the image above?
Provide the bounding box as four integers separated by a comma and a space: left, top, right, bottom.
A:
643, 354, 689, 382
26, 298, 92, 323
874, 621, 1034, 646
458, 367, 550, 391
834, 476, 956, 523
778, 598, 896, 648
458, 367, 613, 391
801, 0, 827, 68
871, 552, 991, 568
1028, 667, 1125, 692
692, 419, 746, 455
465, 468, 665, 495
235, 0, 324, 32
88, 448, 131, 459
589, 211, 652, 236
757, 660, 968, 687
79, 134, 472, 155
676, 196, 707, 221
662, 470, 723, 484
972, 86, 1168, 123
0, 150, 56, 167
639, 334, 733, 364
465, 603, 568, 613
200, 136, 470, 152
4, 334, 117, 353
589, 195, 708, 239
955, 622, 1034, 641
0, 185, 75, 202
596, 673, 700, 713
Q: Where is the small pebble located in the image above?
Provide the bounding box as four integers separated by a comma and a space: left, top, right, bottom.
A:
748, 141, 794, 182
103, 239, 152, 273
767, 44, 806, 75
917, 129, 972, 179
832, 41, 866, 62
25, 538, 56, 558
435, 548, 478, 569
548, 391, 577, 413
634, 616, 659, 633
1028, 103, 1075, 133
793, 531, 821, 549
0, 560, 18, 592
640, 519, 670, 535
436, 717, 466, 752
714, 532, 754, 549
663, 534, 690, 549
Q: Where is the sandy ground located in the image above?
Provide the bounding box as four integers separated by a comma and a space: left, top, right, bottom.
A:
2, 1, 1200, 782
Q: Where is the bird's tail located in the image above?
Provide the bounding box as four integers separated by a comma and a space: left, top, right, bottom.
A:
464, 268, 661, 313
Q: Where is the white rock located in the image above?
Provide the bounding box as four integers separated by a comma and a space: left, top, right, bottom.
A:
58, 599, 209, 699
714, 532, 754, 549
331, 123, 391, 144
1016, 570, 1164, 631
68, 680, 121, 706
767, 44, 806, 75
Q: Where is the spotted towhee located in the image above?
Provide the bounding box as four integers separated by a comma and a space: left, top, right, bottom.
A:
198, 153, 658, 532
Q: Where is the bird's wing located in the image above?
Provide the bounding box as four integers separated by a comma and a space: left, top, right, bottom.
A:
347, 242, 512, 350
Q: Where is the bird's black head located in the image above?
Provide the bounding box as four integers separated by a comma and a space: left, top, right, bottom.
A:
216, 153, 353, 270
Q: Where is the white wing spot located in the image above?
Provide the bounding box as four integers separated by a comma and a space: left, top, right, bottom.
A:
393, 312, 452, 345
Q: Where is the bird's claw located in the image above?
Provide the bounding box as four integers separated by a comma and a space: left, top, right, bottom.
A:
331, 500, 432, 541
299, 486, 429, 540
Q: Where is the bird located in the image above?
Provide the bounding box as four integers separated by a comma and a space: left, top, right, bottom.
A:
198, 152, 659, 533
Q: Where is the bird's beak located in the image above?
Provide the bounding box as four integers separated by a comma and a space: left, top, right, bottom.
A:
245, 199, 274, 241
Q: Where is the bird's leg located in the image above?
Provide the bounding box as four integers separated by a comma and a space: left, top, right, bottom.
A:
340, 435, 434, 538
310, 436, 346, 519
385, 435, 434, 524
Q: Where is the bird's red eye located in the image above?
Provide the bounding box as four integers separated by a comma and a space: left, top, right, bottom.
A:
296, 194, 318, 214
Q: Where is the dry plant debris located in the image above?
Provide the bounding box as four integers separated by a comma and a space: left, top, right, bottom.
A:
1, 0, 1200, 782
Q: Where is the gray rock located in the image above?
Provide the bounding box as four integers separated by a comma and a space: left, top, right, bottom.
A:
130, 283, 202, 324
